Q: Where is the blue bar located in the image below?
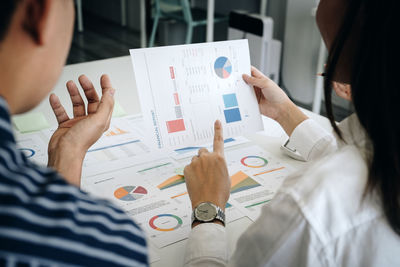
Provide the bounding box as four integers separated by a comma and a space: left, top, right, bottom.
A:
88, 140, 140, 152
224, 108, 242, 123
174, 146, 203, 154
223, 93, 238, 108
224, 138, 235, 143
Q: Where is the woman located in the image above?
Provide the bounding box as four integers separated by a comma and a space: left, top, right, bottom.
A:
183, 0, 400, 266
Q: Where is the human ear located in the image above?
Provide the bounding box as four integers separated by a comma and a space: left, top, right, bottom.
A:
333, 82, 352, 101
22, 0, 52, 45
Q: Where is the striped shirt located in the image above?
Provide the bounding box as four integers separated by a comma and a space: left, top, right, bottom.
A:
0, 97, 148, 266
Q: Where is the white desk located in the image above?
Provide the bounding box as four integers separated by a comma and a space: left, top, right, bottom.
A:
22, 56, 332, 266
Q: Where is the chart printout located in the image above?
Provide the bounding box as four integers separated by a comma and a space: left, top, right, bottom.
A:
130, 40, 263, 150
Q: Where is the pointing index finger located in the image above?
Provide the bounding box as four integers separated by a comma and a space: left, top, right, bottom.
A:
213, 120, 224, 155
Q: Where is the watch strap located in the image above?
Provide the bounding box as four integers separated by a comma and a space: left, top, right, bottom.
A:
215, 206, 225, 224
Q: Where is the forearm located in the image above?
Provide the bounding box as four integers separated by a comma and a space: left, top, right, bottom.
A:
276, 102, 309, 136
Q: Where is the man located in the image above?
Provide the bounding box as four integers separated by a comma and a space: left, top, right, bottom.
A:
0, 0, 147, 265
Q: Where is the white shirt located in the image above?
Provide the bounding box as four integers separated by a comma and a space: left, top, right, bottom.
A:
184, 114, 400, 267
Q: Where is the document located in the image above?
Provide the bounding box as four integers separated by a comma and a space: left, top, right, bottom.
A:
82, 158, 192, 248
139, 158, 245, 224
225, 145, 293, 221
16, 116, 291, 247
130, 40, 263, 151
15, 132, 49, 166
169, 136, 249, 160
43, 115, 163, 178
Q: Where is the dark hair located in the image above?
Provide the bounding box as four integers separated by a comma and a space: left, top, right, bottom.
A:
324, 0, 400, 235
0, 0, 21, 42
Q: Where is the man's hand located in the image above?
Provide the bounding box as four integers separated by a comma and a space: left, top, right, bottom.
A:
243, 66, 308, 136
184, 120, 231, 213
47, 74, 115, 187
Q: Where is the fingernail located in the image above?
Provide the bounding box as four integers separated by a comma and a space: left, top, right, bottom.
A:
109, 88, 115, 96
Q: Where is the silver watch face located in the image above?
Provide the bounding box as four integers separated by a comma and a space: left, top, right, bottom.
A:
195, 202, 217, 222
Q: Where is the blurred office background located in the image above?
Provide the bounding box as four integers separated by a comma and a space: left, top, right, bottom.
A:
68, 0, 352, 120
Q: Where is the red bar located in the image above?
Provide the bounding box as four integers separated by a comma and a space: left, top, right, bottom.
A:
166, 119, 185, 133
169, 66, 175, 79
173, 93, 180, 105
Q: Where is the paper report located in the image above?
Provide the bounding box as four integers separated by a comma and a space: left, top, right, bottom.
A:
130, 40, 263, 150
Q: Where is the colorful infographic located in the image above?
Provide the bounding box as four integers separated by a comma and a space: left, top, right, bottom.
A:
157, 175, 185, 190
241, 156, 268, 168
130, 40, 263, 151
19, 148, 35, 158
230, 171, 261, 194
222, 93, 242, 124
105, 127, 129, 137
149, 214, 183, 232
114, 185, 148, 201
166, 66, 186, 134
16, 133, 48, 165
214, 56, 232, 79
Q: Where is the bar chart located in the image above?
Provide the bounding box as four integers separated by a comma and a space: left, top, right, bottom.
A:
130, 40, 263, 151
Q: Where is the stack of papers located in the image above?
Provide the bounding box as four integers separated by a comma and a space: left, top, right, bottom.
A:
14, 40, 294, 259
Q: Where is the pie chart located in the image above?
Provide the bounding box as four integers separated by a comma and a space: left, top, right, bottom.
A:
114, 185, 148, 201
241, 156, 268, 168
214, 56, 232, 79
149, 214, 183, 232
19, 148, 35, 158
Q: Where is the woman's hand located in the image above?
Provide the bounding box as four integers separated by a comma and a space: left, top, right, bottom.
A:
47, 74, 115, 187
243, 66, 292, 120
184, 120, 231, 213
243, 66, 308, 136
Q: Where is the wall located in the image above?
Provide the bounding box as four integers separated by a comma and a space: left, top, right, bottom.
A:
79, 0, 351, 111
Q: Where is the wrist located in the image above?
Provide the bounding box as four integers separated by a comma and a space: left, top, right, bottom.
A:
48, 145, 85, 187
275, 101, 308, 136
192, 219, 225, 229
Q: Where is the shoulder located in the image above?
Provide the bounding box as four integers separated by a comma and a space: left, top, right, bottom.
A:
0, 151, 148, 265
285, 144, 369, 198
275, 144, 400, 266
233, 144, 400, 266
280, 145, 377, 240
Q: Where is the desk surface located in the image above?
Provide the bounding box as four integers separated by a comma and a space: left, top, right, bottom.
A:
19, 56, 332, 266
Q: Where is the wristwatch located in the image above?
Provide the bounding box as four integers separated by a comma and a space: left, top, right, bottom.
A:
192, 202, 226, 226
